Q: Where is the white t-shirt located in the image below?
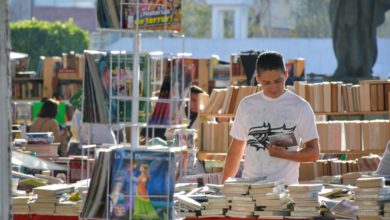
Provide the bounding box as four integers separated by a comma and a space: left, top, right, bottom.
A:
230, 90, 318, 185
71, 110, 116, 145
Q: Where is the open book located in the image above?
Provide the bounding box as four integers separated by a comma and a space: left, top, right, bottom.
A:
268, 132, 297, 147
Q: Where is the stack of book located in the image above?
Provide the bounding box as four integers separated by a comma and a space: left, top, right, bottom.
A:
176, 194, 202, 218
221, 179, 250, 196
251, 181, 291, 217
341, 172, 361, 185
12, 196, 32, 214
199, 195, 228, 218
225, 196, 257, 218
55, 201, 82, 216
30, 184, 74, 215
288, 183, 323, 217
222, 178, 257, 218
354, 177, 384, 219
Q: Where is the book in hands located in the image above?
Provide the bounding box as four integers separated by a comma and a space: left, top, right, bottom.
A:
268, 132, 297, 147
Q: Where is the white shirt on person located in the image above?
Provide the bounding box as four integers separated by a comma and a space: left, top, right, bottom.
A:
71, 110, 116, 145
230, 90, 318, 185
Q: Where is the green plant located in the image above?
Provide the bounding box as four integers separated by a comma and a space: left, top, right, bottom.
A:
10, 18, 90, 70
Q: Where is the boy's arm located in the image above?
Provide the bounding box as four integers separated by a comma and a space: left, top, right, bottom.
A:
222, 138, 246, 183
268, 138, 319, 162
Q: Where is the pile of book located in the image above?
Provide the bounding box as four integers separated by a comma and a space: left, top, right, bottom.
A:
176, 194, 202, 218
341, 172, 362, 185
251, 181, 291, 217
354, 177, 384, 219
30, 184, 74, 215
55, 200, 83, 216
200, 195, 228, 218
22, 143, 60, 161
289, 183, 323, 217
225, 195, 257, 218
222, 178, 257, 218
12, 196, 32, 214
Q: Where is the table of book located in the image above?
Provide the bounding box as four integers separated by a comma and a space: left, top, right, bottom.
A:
185, 218, 259, 220
184, 217, 311, 220
14, 214, 78, 220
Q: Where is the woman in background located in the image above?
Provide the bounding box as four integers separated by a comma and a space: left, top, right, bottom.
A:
30, 98, 69, 156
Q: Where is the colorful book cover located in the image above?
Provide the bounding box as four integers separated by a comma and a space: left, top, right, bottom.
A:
86, 52, 151, 123
110, 148, 176, 220
122, 0, 182, 31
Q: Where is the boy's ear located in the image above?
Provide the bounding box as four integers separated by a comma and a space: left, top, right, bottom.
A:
284, 71, 288, 78
255, 75, 261, 84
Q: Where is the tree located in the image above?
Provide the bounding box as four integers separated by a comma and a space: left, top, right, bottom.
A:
291, 0, 331, 38
10, 18, 89, 70
181, 0, 211, 38
248, 0, 272, 37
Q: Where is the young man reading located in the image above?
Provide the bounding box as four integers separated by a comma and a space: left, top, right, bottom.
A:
222, 51, 319, 185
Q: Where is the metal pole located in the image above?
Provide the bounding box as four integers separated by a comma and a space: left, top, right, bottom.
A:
131, 0, 141, 148
0, 0, 12, 218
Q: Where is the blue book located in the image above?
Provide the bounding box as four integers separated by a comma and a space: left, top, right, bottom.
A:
110, 148, 176, 220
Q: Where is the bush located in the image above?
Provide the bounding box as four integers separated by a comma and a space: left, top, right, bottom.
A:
10, 18, 90, 70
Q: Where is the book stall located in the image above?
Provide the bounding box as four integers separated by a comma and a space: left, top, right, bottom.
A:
7, 1, 390, 220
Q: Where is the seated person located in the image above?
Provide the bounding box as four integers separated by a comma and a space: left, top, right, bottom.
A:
165, 85, 208, 140
30, 98, 69, 156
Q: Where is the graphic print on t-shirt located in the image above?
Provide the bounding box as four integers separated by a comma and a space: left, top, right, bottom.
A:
247, 122, 296, 151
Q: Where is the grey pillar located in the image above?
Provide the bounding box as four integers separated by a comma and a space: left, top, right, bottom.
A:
0, 0, 12, 218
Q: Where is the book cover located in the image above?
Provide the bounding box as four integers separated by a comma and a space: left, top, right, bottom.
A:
83, 52, 150, 124
267, 132, 297, 147
81, 150, 110, 219
121, 0, 181, 31
109, 148, 176, 220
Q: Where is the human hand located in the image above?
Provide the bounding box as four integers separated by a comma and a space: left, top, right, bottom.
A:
267, 143, 287, 158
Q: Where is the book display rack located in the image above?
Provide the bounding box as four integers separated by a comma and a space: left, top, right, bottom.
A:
79, 1, 190, 220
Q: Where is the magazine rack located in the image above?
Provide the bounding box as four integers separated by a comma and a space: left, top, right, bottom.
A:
108, 51, 192, 145
80, 1, 189, 219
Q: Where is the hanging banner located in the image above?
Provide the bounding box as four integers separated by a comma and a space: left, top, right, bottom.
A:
123, 0, 182, 31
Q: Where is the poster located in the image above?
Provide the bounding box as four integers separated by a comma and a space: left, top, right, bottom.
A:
123, 0, 181, 31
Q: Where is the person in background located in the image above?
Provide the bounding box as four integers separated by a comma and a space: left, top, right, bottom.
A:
222, 51, 319, 184
164, 85, 208, 140
68, 89, 116, 152
30, 98, 69, 156
187, 85, 208, 129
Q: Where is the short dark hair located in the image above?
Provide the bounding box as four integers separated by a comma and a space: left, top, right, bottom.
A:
38, 99, 58, 118
256, 51, 286, 76
190, 85, 207, 95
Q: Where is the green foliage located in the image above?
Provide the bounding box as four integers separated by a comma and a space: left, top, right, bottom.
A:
10, 18, 90, 70
182, 0, 211, 38
291, 0, 332, 38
